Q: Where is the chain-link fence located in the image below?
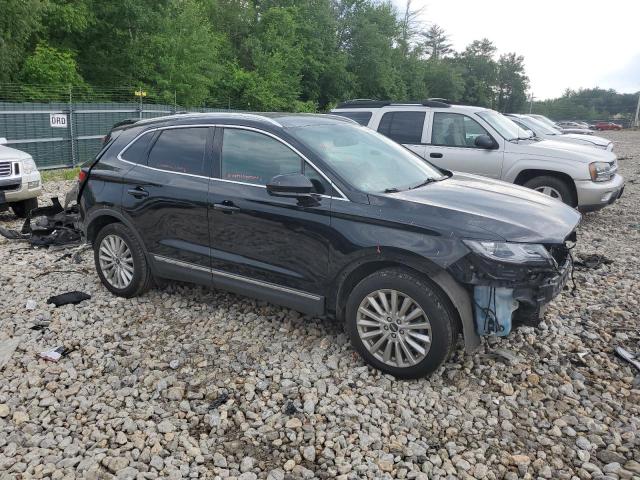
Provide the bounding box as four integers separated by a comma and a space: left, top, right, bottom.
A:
0, 84, 239, 169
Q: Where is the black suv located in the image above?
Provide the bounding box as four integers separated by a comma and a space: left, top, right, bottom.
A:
78, 113, 580, 378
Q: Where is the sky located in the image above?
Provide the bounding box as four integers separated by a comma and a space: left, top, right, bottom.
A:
395, 0, 640, 100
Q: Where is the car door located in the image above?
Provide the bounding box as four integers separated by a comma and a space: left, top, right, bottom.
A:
424, 112, 504, 178
375, 110, 427, 158
120, 126, 213, 280
207, 126, 337, 314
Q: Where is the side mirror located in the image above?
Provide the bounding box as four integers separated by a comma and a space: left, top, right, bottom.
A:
266, 173, 314, 197
0, 138, 7, 145
474, 134, 496, 149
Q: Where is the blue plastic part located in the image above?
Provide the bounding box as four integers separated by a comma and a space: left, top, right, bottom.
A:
473, 286, 518, 337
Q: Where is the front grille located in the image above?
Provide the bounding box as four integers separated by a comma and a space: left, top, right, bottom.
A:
0, 183, 20, 192
0, 162, 11, 177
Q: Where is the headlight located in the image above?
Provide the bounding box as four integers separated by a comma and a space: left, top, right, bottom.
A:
463, 240, 553, 265
589, 161, 614, 182
21, 157, 37, 174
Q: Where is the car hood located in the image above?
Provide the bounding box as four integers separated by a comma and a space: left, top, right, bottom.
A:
561, 133, 612, 148
379, 172, 581, 244
0, 145, 32, 161
507, 138, 617, 163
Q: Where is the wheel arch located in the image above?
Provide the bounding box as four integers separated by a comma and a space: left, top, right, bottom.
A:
513, 169, 577, 200
332, 252, 480, 353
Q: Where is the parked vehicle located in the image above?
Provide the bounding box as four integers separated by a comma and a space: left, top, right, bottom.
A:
0, 138, 42, 217
557, 121, 591, 130
593, 121, 623, 131
507, 114, 613, 151
332, 100, 624, 211
530, 115, 594, 135
78, 113, 580, 378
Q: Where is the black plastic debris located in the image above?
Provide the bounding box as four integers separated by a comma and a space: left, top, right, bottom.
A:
47, 291, 91, 307
209, 392, 230, 409
39, 346, 75, 362
573, 254, 613, 270
30, 324, 47, 331
284, 400, 297, 415
0, 196, 81, 248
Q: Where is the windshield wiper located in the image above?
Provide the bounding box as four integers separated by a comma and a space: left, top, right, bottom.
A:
409, 177, 441, 190
384, 187, 400, 193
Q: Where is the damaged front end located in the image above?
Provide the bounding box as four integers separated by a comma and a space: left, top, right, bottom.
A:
447, 231, 576, 337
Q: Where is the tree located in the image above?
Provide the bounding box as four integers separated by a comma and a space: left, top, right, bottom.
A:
0, 0, 43, 82
496, 53, 529, 112
422, 24, 452, 60
456, 39, 498, 107
423, 59, 463, 101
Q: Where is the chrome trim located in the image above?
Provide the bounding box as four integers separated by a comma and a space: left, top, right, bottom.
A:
153, 255, 211, 273
153, 254, 322, 300
116, 124, 350, 201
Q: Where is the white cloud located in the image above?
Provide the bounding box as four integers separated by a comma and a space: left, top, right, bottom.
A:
395, 0, 640, 99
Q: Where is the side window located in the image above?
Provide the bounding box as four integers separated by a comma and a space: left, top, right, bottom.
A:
303, 163, 336, 196
333, 111, 372, 126
147, 128, 208, 175
221, 129, 302, 185
432, 113, 490, 148
377, 111, 425, 144
121, 131, 154, 164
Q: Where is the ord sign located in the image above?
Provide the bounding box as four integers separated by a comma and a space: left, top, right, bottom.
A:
50, 113, 68, 128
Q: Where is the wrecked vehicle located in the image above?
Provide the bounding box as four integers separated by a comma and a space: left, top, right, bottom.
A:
0, 138, 43, 218
77, 113, 580, 378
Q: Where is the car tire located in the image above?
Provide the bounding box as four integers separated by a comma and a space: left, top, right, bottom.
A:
94, 223, 153, 298
11, 198, 38, 218
524, 175, 577, 207
345, 268, 457, 379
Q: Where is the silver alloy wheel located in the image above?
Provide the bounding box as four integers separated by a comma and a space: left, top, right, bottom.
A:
356, 289, 432, 368
99, 234, 134, 289
535, 185, 563, 201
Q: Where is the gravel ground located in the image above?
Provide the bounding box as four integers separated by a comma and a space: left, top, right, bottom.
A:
1, 131, 639, 480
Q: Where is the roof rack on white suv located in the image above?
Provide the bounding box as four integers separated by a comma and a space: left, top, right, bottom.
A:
336, 98, 452, 109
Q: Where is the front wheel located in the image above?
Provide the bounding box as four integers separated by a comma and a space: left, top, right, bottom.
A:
523, 175, 577, 207
345, 268, 457, 379
94, 223, 153, 297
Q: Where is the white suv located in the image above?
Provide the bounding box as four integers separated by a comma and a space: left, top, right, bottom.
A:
331, 100, 624, 211
0, 138, 42, 217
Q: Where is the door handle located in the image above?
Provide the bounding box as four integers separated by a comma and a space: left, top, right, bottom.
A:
430, 152, 443, 158
213, 202, 240, 214
127, 187, 149, 198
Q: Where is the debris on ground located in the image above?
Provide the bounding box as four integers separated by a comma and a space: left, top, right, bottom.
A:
0, 337, 21, 370
39, 346, 74, 362
615, 346, 640, 372
284, 400, 297, 415
47, 291, 91, 307
0, 196, 81, 248
209, 392, 230, 409
25, 299, 37, 311
573, 253, 614, 270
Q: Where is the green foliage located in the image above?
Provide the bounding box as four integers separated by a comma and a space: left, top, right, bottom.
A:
532, 88, 639, 122
0, 0, 546, 115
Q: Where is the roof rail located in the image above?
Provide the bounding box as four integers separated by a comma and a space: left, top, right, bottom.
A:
335, 98, 452, 109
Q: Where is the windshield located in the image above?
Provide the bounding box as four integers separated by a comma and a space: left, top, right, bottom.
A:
518, 116, 560, 135
530, 114, 563, 133
477, 111, 527, 141
289, 123, 445, 193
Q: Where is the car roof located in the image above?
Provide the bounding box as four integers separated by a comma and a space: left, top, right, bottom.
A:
332, 103, 491, 113
126, 112, 353, 130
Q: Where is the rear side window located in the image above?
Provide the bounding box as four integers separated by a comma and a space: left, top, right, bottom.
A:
221, 129, 302, 185
333, 111, 372, 126
377, 111, 425, 144
147, 127, 208, 175
121, 131, 154, 164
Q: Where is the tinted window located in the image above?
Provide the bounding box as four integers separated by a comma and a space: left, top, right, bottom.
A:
333, 111, 372, 126
147, 128, 208, 175
377, 111, 425, 144
432, 113, 490, 147
121, 131, 154, 164
221, 129, 302, 185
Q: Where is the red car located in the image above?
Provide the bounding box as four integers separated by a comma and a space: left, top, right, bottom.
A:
593, 121, 623, 131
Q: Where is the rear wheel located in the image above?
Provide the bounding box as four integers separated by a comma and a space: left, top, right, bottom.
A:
345, 268, 457, 379
11, 197, 38, 218
523, 175, 577, 207
94, 223, 153, 297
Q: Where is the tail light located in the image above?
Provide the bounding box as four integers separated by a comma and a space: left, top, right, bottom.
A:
78, 170, 88, 183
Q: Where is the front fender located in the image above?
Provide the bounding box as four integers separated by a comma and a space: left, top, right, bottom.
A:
502, 157, 587, 183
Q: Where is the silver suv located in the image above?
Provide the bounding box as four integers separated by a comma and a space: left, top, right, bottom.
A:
0, 138, 42, 217
331, 100, 624, 212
